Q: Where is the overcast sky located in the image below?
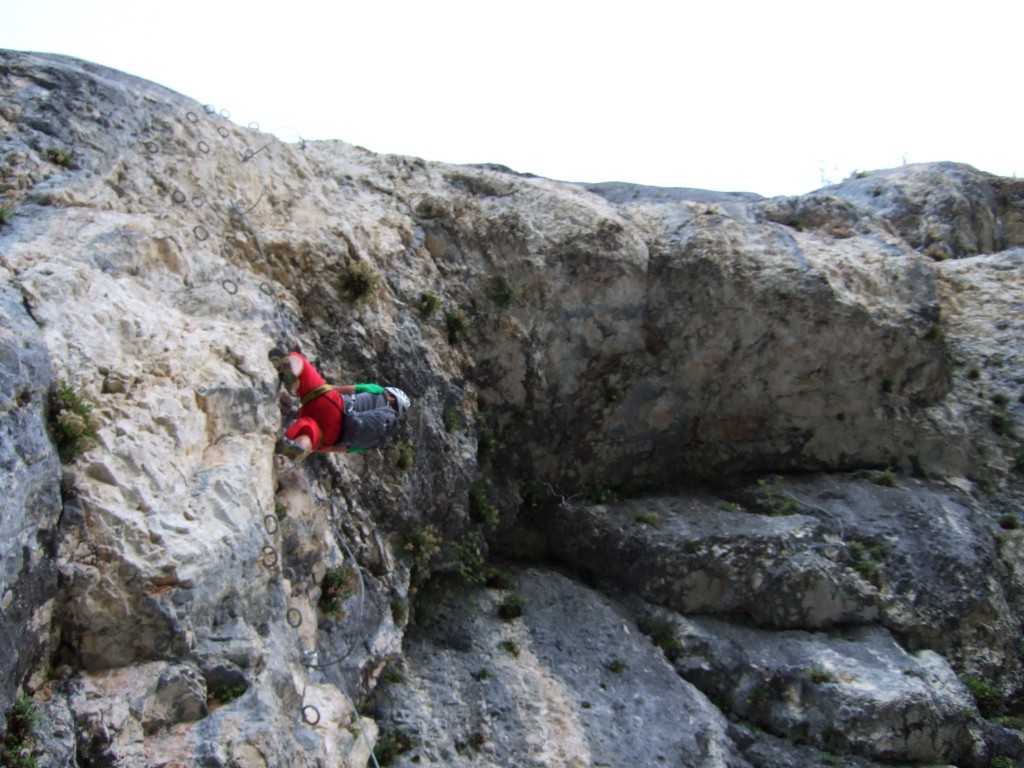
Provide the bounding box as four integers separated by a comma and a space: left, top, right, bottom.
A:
3, 0, 1020, 197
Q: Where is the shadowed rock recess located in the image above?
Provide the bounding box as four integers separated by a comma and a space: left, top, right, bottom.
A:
1, 49, 1024, 767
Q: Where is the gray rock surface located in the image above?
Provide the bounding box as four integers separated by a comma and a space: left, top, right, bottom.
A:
1, 48, 1023, 767
0, 280, 61, 715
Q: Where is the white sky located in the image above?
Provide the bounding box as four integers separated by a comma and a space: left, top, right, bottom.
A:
2, 0, 1020, 197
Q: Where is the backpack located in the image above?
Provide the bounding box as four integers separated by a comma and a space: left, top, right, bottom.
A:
336, 392, 398, 450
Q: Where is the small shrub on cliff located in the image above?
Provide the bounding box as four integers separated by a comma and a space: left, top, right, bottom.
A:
444, 309, 469, 345
0, 205, 14, 227
43, 146, 73, 167
962, 673, 1001, 717
870, 468, 899, 487
469, 482, 498, 527
484, 274, 516, 307
375, 726, 418, 766
418, 291, 440, 318
847, 539, 886, 584
475, 412, 496, 459
497, 592, 525, 621
755, 475, 799, 516
395, 439, 414, 471
319, 565, 359, 616
639, 615, 684, 662
442, 406, 462, 432
338, 262, 378, 303
50, 380, 98, 462
1, 693, 39, 768
500, 639, 520, 657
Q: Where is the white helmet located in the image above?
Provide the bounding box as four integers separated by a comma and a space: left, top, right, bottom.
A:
385, 387, 410, 418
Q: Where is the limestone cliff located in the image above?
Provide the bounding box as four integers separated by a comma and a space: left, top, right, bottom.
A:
1, 50, 1024, 767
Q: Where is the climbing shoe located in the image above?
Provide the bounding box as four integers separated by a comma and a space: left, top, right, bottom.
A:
268, 347, 298, 393
275, 437, 308, 461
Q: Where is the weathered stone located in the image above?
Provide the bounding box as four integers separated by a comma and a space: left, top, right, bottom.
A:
1, 48, 1023, 767
373, 568, 744, 767
0, 279, 62, 724
667, 615, 985, 765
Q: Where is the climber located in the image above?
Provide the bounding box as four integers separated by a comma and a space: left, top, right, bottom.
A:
269, 348, 410, 460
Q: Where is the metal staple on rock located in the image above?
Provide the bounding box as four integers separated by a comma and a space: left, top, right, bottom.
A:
263, 514, 279, 535
261, 545, 278, 568
287, 608, 303, 628
220, 279, 238, 295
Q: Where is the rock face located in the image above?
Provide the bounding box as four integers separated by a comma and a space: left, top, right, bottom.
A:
1, 49, 1023, 767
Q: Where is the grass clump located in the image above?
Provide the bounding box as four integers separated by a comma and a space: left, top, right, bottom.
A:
442, 406, 462, 433
475, 412, 496, 459
961, 673, 1001, 717
418, 291, 440, 318
2, 693, 40, 768
338, 262, 378, 303
870, 468, 899, 487
50, 380, 98, 462
607, 657, 628, 674
500, 639, 521, 657
847, 539, 886, 584
375, 726, 418, 766
639, 614, 684, 662
395, 439, 414, 471
0, 205, 14, 227
484, 274, 516, 307
444, 309, 469, 345
43, 146, 73, 167
999, 514, 1019, 531
756, 475, 799, 516
319, 565, 360, 616
469, 481, 498, 527
208, 680, 248, 704
634, 511, 659, 527
497, 592, 525, 622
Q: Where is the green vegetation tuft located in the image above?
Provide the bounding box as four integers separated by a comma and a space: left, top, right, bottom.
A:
338, 262, 378, 303
497, 592, 525, 622
43, 146, 73, 167
639, 615, 684, 662
50, 380, 98, 462
444, 309, 469, 345
500, 639, 521, 657
469, 481, 498, 527
319, 565, 359, 616
999, 514, 1019, 531
756, 475, 799, 516
375, 726, 418, 766
870, 468, 899, 487
475, 412, 496, 459
607, 657, 628, 674
395, 439, 414, 471
961, 673, 1000, 717
418, 291, 440, 318
484, 568, 514, 590
442, 406, 462, 432
484, 274, 516, 307
2, 693, 40, 768
208, 680, 248, 703
847, 539, 886, 584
